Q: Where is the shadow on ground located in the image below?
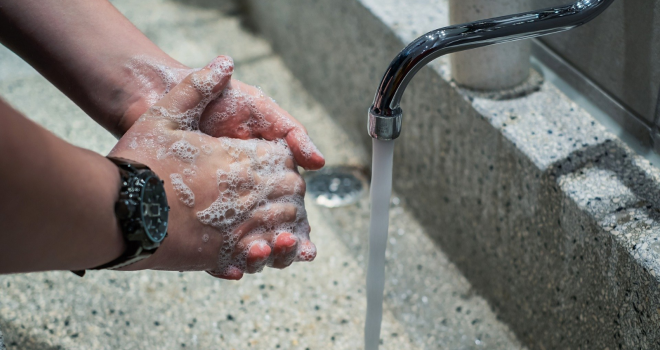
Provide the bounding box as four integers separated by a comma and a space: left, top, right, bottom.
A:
169, 0, 240, 13
0, 319, 62, 350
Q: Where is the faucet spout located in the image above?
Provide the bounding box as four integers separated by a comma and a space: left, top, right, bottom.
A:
368, 0, 615, 140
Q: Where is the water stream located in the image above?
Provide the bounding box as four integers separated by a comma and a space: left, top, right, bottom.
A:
364, 139, 395, 350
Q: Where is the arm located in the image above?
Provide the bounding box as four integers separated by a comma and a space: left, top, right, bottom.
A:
0, 58, 315, 277
0, 0, 325, 170
0, 98, 125, 273
0, 0, 183, 137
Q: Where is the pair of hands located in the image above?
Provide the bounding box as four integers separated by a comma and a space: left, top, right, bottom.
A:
110, 56, 324, 280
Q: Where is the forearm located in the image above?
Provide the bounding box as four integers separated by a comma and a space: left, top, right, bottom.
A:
0, 0, 184, 136
0, 99, 125, 273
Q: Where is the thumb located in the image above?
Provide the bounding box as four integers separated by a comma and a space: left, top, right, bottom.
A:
285, 128, 325, 170
149, 56, 234, 131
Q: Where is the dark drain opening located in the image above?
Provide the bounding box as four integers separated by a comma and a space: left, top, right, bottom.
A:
303, 166, 369, 208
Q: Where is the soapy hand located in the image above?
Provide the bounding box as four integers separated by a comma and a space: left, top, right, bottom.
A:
119, 58, 325, 171
110, 56, 316, 280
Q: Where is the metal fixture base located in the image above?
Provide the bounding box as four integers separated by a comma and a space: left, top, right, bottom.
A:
368, 107, 402, 141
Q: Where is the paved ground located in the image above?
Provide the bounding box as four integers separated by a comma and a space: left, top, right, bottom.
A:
0, 1, 524, 349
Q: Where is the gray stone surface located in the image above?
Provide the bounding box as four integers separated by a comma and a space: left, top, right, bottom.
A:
245, 0, 660, 348
0, 0, 524, 349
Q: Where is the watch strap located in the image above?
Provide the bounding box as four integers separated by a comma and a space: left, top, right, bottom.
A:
90, 241, 153, 270
71, 243, 151, 277
107, 156, 150, 171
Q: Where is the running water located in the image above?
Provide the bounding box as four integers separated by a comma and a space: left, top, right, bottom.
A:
364, 138, 395, 350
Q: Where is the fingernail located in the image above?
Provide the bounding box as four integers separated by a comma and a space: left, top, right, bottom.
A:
296, 241, 317, 262
205, 55, 234, 75
315, 147, 325, 160
249, 241, 272, 262
278, 233, 298, 248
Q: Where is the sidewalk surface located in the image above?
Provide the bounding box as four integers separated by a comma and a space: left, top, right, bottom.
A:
0, 1, 523, 349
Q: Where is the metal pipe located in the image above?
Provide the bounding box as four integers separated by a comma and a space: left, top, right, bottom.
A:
368, 0, 616, 140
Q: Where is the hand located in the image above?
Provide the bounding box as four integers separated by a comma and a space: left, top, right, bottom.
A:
110, 56, 317, 280
118, 58, 325, 170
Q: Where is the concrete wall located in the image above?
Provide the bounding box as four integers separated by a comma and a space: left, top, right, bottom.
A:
535, 0, 660, 126
245, 0, 660, 348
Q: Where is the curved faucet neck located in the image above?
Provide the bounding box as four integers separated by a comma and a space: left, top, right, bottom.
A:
368, 0, 615, 140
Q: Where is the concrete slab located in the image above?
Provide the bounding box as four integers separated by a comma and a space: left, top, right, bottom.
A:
245, 0, 660, 348
0, 0, 523, 349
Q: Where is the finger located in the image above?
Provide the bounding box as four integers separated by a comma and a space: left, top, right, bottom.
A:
296, 239, 317, 262
199, 81, 325, 170
253, 95, 325, 170
231, 203, 298, 237
244, 240, 272, 274
285, 128, 325, 170
289, 219, 316, 262
253, 139, 297, 169
206, 234, 273, 279
255, 139, 278, 158
198, 86, 253, 138
199, 82, 272, 138
266, 171, 306, 199
149, 56, 233, 130
206, 265, 243, 280
249, 93, 325, 170
270, 232, 299, 269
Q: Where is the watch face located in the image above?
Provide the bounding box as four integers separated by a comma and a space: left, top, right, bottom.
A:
140, 175, 169, 243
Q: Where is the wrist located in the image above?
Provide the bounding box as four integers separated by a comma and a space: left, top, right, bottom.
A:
62, 151, 127, 272
0, 102, 128, 274
77, 156, 171, 274
82, 155, 128, 268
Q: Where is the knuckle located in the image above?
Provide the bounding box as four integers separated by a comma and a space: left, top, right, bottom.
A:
284, 157, 296, 169
284, 205, 298, 221
295, 175, 306, 195
284, 172, 306, 195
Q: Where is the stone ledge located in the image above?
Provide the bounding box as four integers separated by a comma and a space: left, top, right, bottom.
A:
244, 0, 660, 348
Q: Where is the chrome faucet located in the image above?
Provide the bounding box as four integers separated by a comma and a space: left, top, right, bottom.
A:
368, 0, 615, 141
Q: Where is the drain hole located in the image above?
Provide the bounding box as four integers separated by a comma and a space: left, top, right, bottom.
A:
303, 166, 368, 208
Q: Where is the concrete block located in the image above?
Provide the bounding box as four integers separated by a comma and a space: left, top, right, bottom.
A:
0, 1, 524, 349
245, 0, 660, 348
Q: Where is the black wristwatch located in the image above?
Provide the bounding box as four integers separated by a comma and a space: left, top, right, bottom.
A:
72, 157, 169, 277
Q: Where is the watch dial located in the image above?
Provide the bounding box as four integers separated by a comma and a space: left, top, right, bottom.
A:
141, 175, 169, 242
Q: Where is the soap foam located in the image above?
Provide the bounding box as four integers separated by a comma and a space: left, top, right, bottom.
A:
170, 173, 195, 207
201, 145, 213, 155
169, 139, 200, 163
293, 129, 321, 160
246, 240, 269, 273
199, 83, 272, 138
183, 168, 197, 177
145, 59, 232, 132
194, 79, 321, 163
125, 56, 194, 106
121, 57, 314, 276
196, 137, 311, 275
